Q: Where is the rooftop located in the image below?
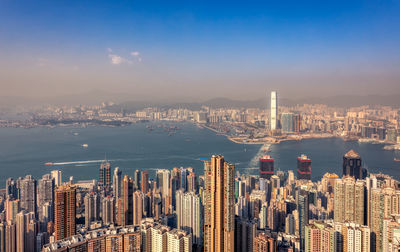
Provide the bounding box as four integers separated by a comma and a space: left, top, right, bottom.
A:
344, 149, 361, 159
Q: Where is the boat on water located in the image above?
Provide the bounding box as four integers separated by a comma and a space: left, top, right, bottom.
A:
45, 162, 53, 166
394, 158, 400, 162
82, 144, 88, 148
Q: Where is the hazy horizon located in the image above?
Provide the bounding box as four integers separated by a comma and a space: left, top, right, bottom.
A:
1, 1, 400, 101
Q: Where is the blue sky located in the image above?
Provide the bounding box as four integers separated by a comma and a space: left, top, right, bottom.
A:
1, 0, 399, 100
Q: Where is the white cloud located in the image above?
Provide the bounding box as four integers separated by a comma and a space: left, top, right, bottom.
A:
131, 51, 140, 57
131, 51, 142, 62
107, 48, 140, 65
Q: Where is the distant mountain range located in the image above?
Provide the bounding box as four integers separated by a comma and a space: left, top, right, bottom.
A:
1, 91, 400, 111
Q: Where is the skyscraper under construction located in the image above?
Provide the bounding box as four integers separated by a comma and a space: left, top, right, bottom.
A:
204, 155, 235, 252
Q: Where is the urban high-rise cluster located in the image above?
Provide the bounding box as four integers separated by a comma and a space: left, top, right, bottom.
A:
0, 149, 398, 251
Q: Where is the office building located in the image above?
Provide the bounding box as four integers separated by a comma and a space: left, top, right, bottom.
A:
297, 189, 309, 251
204, 155, 235, 252
297, 154, 311, 180
270, 91, 278, 131
99, 160, 111, 192
293, 113, 301, 133
343, 150, 366, 180
259, 155, 274, 179
281, 112, 294, 133
54, 185, 76, 241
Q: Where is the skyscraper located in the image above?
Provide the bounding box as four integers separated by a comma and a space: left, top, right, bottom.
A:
54, 185, 76, 241
119, 175, 133, 226
84, 192, 100, 228
259, 155, 274, 179
204, 155, 235, 252
134, 169, 141, 190
37, 174, 54, 230
293, 113, 301, 134
270, 91, 278, 131
297, 154, 311, 180
19, 175, 36, 215
99, 160, 111, 192
297, 189, 309, 251
141, 170, 149, 194
50, 170, 62, 187
132, 190, 143, 226
176, 190, 203, 246
101, 196, 115, 225
113, 167, 122, 199
343, 150, 366, 180
281, 112, 294, 133
334, 177, 366, 225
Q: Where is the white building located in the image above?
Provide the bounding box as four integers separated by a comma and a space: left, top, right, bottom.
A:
270, 91, 278, 130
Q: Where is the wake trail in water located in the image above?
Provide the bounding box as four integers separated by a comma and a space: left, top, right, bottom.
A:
242, 143, 271, 174
52, 159, 115, 165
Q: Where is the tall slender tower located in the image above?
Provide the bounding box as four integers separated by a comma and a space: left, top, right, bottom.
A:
270, 91, 278, 131
204, 155, 235, 252
99, 160, 111, 192
113, 167, 122, 199
54, 185, 76, 241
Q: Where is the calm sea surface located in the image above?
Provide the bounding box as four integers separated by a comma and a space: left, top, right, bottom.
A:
0, 122, 399, 186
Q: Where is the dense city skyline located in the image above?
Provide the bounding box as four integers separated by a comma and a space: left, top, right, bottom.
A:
1, 1, 400, 251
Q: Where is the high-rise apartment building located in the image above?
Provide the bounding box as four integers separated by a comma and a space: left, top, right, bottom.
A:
176, 190, 203, 246
132, 190, 143, 226
50, 170, 62, 187
101, 196, 115, 225
166, 229, 192, 252
334, 177, 366, 225
270, 91, 278, 131
141, 171, 149, 194
99, 160, 111, 192
19, 175, 36, 214
123, 232, 141, 252
134, 169, 141, 190
37, 174, 54, 229
297, 155, 311, 180
204, 155, 235, 252
84, 193, 100, 228
113, 167, 122, 199
119, 175, 134, 226
54, 185, 76, 241
253, 232, 276, 252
